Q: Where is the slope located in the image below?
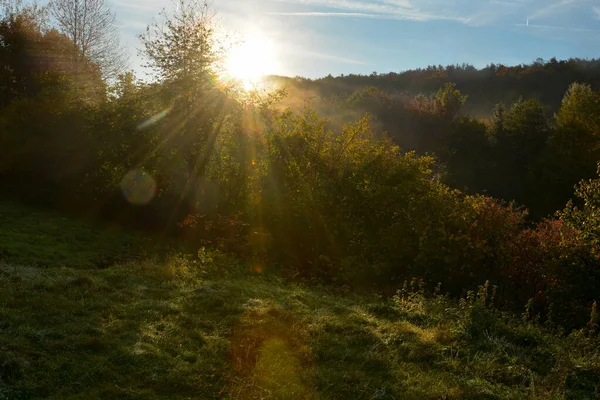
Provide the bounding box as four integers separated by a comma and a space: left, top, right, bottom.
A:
0, 198, 599, 399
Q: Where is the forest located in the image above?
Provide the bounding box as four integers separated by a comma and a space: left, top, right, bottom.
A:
1, 0, 600, 340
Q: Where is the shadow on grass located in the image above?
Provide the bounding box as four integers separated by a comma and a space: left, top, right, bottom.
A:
0, 261, 248, 399
0, 197, 177, 270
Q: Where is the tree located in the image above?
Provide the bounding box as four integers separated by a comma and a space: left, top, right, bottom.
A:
441, 117, 492, 192
502, 98, 549, 160
433, 82, 467, 120
489, 103, 505, 141
488, 98, 549, 208
0, 0, 40, 20
555, 82, 600, 134
535, 83, 600, 215
48, 0, 127, 79
560, 166, 600, 250
0, 4, 85, 106
139, 0, 233, 213
0, 6, 44, 106
140, 0, 222, 86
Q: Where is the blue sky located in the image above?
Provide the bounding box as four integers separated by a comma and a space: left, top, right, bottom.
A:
111, 0, 600, 78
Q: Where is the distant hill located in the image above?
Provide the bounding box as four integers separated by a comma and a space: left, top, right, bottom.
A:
266, 58, 600, 117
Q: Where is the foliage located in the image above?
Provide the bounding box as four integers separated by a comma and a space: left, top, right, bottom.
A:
269, 57, 600, 117
258, 107, 439, 283
139, 0, 222, 84
507, 219, 598, 327
473, 97, 550, 214
433, 82, 467, 120
271, 75, 600, 220
560, 167, 600, 251
539, 83, 600, 215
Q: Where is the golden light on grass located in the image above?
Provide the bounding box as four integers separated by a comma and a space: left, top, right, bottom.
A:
224, 33, 279, 91
229, 306, 314, 399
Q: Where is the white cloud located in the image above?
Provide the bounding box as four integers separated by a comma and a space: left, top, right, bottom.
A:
267, 11, 466, 22
268, 12, 383, 17
382, 0, 413, 9
530, 0, 578, 19
269, 0, 600, 28
112, 0, 599, 37
269, 0, 467, 22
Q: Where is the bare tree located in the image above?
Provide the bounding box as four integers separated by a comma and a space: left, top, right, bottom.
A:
1, 0, 22, 18
1, 0, 46, 24
48, 0, 127, 79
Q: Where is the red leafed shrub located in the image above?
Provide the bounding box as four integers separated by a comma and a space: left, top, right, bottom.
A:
178, 213, 250, 254
424, 194, 597, 329
412, 194, 526, 296
506, 219, 598, 327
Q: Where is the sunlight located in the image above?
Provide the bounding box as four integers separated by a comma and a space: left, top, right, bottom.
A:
224, 33, 278, 91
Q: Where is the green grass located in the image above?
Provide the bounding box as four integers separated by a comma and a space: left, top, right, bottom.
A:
1, 199, 599, 399
0, 199, 153, 269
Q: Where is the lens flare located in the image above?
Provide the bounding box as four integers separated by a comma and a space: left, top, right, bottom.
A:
137, 109, 169, 130
120, 169, 157, 206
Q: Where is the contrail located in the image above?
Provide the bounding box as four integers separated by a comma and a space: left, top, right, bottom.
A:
516, 22, 600, 32
526, 16, 529, 26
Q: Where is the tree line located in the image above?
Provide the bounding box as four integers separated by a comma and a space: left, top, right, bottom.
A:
304, 81, 600, 220
268, 57, 600, 115
1, 0, 599, 330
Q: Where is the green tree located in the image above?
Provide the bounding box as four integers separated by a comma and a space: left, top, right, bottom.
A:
0, 5, 52, 106
491, 98, 550, 208
0, 2, 106, 204
540, 83, 600, 214
560, 165, 600, 250
139, 0, 233, 212
489, 103, 506, 142
441, 117, 492, 192
433, 82, 467, 120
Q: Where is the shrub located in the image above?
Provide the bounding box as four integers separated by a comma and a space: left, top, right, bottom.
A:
502, 218, 598, 328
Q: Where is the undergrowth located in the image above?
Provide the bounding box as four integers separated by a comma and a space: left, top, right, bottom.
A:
1, 199, 599, 399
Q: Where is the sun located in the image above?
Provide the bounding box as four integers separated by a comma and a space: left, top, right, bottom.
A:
224, 33, 278, 91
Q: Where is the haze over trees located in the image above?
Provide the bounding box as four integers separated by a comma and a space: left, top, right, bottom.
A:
1, 0, 599, 342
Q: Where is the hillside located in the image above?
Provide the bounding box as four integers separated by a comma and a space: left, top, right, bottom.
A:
1, 199, 599, 399
262, 63, 600, 220
266, 58, 600, 117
